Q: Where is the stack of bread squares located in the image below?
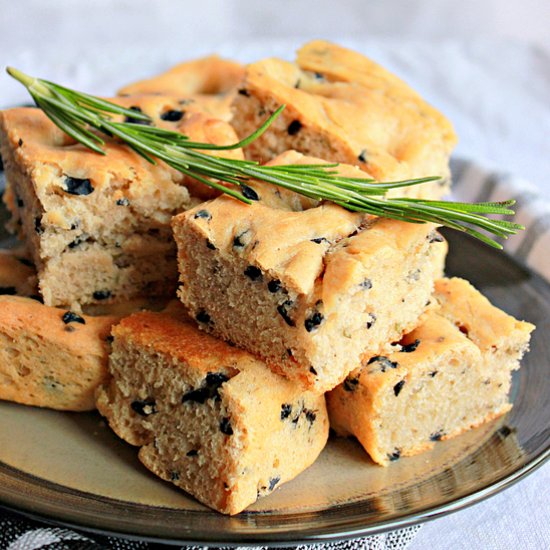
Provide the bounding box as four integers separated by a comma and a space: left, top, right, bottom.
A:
0, 41, 534, 514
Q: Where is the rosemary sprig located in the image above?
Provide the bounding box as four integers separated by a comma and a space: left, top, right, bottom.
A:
7, 67, 523, 248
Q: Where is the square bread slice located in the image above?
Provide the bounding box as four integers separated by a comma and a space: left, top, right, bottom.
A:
96, 309, 329, 515
327, 278, 534, 466
232, 40, 456, 199
0, 96, 243, 309
118, 55, 244, 123
172, 151, 447, 393
0, 295, 118, 411
0, 248, 170, 411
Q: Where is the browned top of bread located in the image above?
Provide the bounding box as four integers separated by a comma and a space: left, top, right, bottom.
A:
239, 40, 456, 181
0, 295, 117, 356
434, 277, 535, 353
0, 96, 243, 207
118, 56, 245, 121
113, 310, 256, 374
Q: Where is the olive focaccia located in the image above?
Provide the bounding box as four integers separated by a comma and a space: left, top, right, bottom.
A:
327, 278, 534, 465
96, 308, 329, 515
118, 55, 244, 122
172, 151, 448, 393
232, 40, 456, 199
0, 97, 243, 309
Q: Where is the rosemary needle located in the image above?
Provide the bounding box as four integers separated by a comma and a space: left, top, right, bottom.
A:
6, 67, 524, 248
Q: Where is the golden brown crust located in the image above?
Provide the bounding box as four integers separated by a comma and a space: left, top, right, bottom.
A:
0, 295, 118, 410
113, 310, 254, 372
118, 56, 245, 122
434, 277, 535, 352
233, 40, 456, 187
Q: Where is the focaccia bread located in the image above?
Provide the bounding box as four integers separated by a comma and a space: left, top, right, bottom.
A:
172, 151, 447, 393
232, 40, 456, 199
0, 97, 242, 309
327, 278, 534, 466
118, 55, 244, 122
96, 310, 329, 515
0, 295, 118, 411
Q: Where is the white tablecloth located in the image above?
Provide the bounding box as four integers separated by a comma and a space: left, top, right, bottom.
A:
0, 2, 549, 548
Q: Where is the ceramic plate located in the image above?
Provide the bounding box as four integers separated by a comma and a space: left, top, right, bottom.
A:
0, 196, 548, 546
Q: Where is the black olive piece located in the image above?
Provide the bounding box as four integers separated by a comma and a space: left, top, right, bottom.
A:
34, 217, 43, 234
430, 431, 444, 442
428, 231, 445, 243
125, 106, 152, 125
18, 258, 34, 268
269, 476, 281, 491
344, 377, 359, 392
62, 311, 86, 325
497, 425, 513, 439
116, 198, 130, 206
206, 239, 216, 250
64, 176, 94, 196
358, 149, 367, 163
238, 88, 250, 97
0, 286, 16, 295
393, 380, 405, 396
68, 236, 83, 249
244, 265, 262, 281
105, 335, 114, 344
160, 109, 184, 122
388, 449, 401, 461
277, 300, 295, 327
194, 209, 211, 220
309, 366, 318, 375
304, 409, 316, 424
220, 417, 233, 435
241, 184, 259, 201
18, 138, 23, 147
366, 313, 377, 329
170, 471, 180, 481
304, 311, 324, 332
401, 339, 420, 353
294, 79, 301, 89
268, 279, 282, 293
93, 290, 111, 300
287, 120, 302, 136
17, 197, 24, 207
182, 372, 229, 404
311, 237, 329, 244
367, 356, 398, 372
360, 278, 372, 290
131, 399, 157, 416
429, 371, 438, 378
280, 404, 292, 420
314, 72, 324, 80
286, 349, 293, 357
0, 155, 3, 171
186, 449, 199, 457
195, 310, 211, 324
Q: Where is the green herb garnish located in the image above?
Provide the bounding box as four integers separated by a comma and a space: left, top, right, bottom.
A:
7, 67, 523, 248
